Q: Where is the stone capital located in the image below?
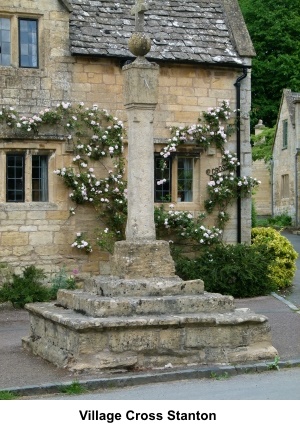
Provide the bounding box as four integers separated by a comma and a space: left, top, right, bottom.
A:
123, 61, 159, 106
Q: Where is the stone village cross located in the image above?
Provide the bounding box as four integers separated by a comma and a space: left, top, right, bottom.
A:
23, 0, 278, 371
111, 0, 176, 277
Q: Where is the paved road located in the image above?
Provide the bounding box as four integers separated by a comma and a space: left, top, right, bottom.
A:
41, 367, 300, 400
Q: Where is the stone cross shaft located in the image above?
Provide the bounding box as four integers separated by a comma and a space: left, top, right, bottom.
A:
123, 60, 159, 241
131, 0, 149, 32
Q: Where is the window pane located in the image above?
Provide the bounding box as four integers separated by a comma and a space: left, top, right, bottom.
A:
6, 154, 25, 202
15, 167, 23, 178
19, 19, 38, 68
32, 155, 48, 201
2, 42, 10, 54
154, 156, 171, 202
0, 18, 11, 66
178, 158, 193, 202
0, 18, 10, 30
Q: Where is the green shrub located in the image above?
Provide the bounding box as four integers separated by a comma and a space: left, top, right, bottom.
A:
0, 265, 50, 308
255, 212, 292, 228
267, 213, 292, 228
251, 227, 298, 289
49, 267, 78, 299
174, 243, 277, 298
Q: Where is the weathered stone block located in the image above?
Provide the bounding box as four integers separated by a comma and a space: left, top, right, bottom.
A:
13, 246, 34, 256
34, 245, 60, 256
109, 328, 160, 353
84, 276, 204, 297
159, 328, 183, 350
123, 61, 159, 106
1, 232, 29, 246
78, 332, 108, 354
6, 210, 27, 220
111, 240, 176, 278
27, 211, 46, 220
19, 226, 38, 232
29, 231, 53, 246
185, 326, 249, 348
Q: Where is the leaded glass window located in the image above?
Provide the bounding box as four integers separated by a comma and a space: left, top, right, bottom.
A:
19, 18, 38, 68
32, 155, 48, 202
6, 154, 25, 202
0, 18, 11, 66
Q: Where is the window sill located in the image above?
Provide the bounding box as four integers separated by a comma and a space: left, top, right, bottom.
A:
0, 65, 42, 75
0, 202, 58, 210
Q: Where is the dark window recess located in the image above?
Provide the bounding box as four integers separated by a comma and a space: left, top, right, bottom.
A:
19, 18, 38, 68
6, 154, 25, 202
283, 119, 288, 149
32, 155, 48, 201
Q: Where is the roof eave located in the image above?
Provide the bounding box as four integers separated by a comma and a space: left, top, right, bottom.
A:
59, 0, 73, 13
70, 50, 252, 69
221, 0, 256, 58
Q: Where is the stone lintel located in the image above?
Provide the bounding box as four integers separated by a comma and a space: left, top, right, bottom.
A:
110, 240, 176, 279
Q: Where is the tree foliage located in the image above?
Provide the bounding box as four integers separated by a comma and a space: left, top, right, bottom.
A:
239, 0, 300, 128
251, 126, 275, 163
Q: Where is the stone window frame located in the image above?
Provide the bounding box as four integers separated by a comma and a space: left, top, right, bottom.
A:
1, 148, 53, 204
18, 17, 39, 68
154, 151, 199, 204
0, 12, 42, 69
281, 174, 289, 199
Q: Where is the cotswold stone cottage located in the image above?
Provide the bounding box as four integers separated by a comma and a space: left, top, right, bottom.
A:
252, 120, 272, 217
0, 0, 255, 277
272, 89, 300, 225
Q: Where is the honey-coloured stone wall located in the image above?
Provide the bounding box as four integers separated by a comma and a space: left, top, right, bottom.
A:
0, 1, 253, 277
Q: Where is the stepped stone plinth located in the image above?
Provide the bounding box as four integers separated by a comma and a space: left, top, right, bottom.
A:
23, 270, 277, 371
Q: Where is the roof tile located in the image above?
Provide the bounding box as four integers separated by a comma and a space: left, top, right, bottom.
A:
69, 0, 253, 64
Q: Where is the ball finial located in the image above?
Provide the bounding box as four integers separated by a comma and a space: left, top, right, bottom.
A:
128, 33, 151, 57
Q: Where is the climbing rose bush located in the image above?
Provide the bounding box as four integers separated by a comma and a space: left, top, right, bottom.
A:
0, 103, 127, 249
155, 205, 222, 246
0, 100, 260, 252
158, 101, 261, 230
160, 100, 232, 158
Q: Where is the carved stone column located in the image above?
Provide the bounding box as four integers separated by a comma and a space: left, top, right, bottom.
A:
123, 60, 159, 241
